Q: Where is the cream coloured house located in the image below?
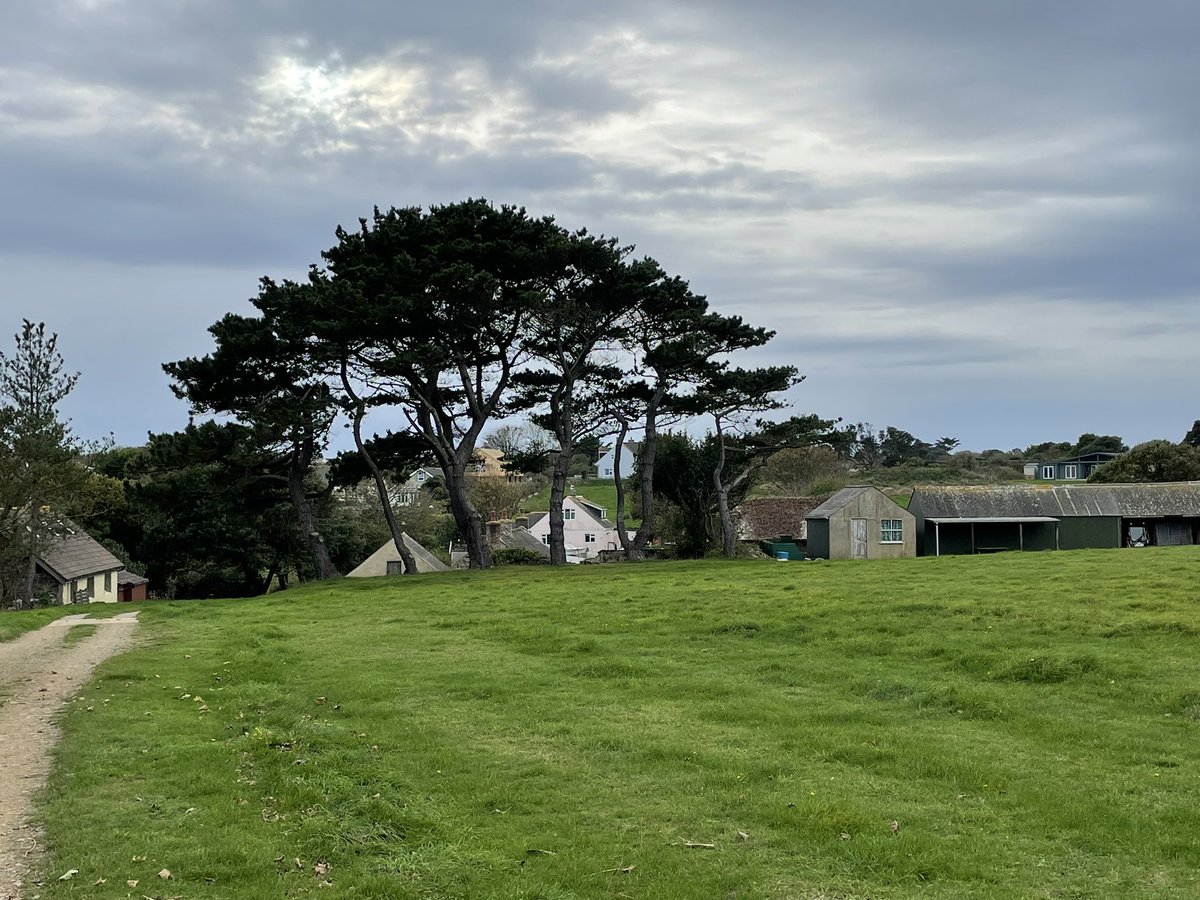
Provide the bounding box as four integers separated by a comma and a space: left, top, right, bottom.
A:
524, 496, 626, 560
37, 523, 124, 603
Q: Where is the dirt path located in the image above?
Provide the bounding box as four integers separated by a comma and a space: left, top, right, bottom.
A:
0, 612, 140, 900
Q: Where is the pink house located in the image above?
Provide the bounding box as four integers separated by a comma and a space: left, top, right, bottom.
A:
524, 496, 625, 561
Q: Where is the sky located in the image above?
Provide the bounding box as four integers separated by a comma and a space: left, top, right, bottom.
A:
1, 0, 1196, 453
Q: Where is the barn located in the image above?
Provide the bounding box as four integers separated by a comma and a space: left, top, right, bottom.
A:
804, 486, 916, 560
909, 483, 1200, 555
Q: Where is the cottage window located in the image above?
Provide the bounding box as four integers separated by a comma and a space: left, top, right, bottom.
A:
1041, 465, 1055, 479
1064, 464, 1078, 479
541, 534, 550, 544
416, 471, 426, 482
880, 519, 903, 543
584, 533, 596, 543
564, 508, 576, 520
104, 571, 112, 592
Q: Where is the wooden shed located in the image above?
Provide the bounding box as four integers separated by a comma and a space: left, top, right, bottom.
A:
804, 486, 916, 560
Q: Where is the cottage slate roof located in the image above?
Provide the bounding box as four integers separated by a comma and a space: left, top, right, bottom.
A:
117, 570, 149, 586
39, 523, 123, 582
494, 525, 550, 557
806, 486, 877, 519
911, 483, 1200, 519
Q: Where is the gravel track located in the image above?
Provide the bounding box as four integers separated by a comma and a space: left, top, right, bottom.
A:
0, 612, 139, 900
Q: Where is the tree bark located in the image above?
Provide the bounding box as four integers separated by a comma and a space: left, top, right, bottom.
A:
350, 401, 417, 575
23, 503, 40, 607
612, 419, 642, 560
547, 445, 571, 565
629, 388, 665, 556
286, 452, 340, 580
713, 420, 737, 558
444, 465, 491, 569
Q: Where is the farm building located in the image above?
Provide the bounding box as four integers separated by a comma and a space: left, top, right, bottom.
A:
348, 533, 449, 576
909, 482, 1200, 555
733, 497, 826, 545
804, 486, 916, 560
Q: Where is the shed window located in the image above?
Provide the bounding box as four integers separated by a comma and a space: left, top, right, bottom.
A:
1041, 465, 1055, 479
385, 561, 403, 575
1064, 464, 1078, 479
880, 519, 903, 543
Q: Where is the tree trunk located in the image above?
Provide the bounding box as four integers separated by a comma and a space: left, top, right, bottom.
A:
23, 503, 40, 607
444, 465, 491, 569
630, 390, 664, 556
612, 419, 642, 560
350, 402, 417, 575
547, 443, 572, 565
287, 454, 340, 580
339, 364, 417, 575
713, 420, 737, 558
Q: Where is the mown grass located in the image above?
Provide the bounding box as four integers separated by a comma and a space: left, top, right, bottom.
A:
0, 602, 127, 643
33, 548, 1200, 898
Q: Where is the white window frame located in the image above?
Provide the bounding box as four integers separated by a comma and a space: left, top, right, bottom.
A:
1064, 464, 1078, 479
564, 508, 576, 520
1041, 465, 1055, 479
541, 534, 550, 544
584, 533, 596, 543
880, 519, 903, 543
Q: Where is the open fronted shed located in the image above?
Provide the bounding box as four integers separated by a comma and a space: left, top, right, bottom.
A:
909, 482, 1200, 555
804, 486, 916, 560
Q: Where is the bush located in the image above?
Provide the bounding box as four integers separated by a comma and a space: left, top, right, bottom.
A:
492, 548, 549, 566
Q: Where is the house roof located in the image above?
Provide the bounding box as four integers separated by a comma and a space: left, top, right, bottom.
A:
806, 486, 884, 519
571, 496, 615, 529
495, 525, 550, 557
39, 523, 123, 582
911, 483, 1200, 519
1048, 452, 1121, 464
117, 570, 149, 586
525, 511, 546, 529
347, 532, 449, 576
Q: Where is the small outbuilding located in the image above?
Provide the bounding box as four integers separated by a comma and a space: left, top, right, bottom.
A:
348, 533, 449, 576
117, 570, 149, 602
804, 486, 916, 560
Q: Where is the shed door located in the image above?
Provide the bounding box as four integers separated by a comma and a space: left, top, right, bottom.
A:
1155, 522, 1193, 546
851, 518, 868, 559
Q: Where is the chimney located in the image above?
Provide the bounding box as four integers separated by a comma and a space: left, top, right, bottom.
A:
515, 516, 529, 529
486, 520, 502, 546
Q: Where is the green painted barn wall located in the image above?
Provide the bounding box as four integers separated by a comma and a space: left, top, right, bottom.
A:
1058, 517, 1120, 550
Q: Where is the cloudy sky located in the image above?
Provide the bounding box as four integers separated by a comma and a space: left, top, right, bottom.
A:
2, 0, 1196, 452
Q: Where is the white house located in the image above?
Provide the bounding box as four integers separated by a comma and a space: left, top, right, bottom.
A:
525, 496, 625, 560
596, 441, 640, 479
37, 522, 124, 604
396, 467, 442, 505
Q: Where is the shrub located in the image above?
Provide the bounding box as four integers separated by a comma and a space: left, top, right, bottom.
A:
492, 548, 548, 566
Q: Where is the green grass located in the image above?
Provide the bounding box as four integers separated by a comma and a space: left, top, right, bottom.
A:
520, 478, 639, 527
0, 602, 127, 642
33, 548, 1200, 898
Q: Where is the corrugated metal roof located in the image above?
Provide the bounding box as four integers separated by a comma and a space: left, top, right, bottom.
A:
912, 483, 1200, 519
806, 486, 875, 519
39, 523, 123, 581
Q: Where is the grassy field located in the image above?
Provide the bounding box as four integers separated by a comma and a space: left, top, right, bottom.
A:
28, 548, 1200, 898
0, 601, 127, 642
